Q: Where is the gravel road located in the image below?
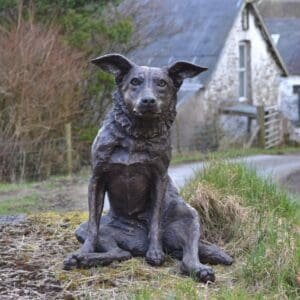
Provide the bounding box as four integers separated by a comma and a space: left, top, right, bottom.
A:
170, 154, 300, 189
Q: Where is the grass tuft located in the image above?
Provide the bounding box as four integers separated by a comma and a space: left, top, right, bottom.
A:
182, 182, 255, 253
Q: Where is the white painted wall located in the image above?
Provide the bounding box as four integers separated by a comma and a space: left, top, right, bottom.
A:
279, 76, 300, 122
205, 6, 282, 106
174, 5, 283, 150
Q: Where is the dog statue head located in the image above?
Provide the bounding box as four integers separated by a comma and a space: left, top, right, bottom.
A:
92, 54, 207, 119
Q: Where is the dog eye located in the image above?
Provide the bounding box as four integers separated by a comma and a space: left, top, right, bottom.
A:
130, 78, 141, 86
157, 79, 167, 87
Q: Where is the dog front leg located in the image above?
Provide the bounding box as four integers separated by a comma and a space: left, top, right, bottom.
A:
146, 175, 167, 266
64, 171, 105, 270
81, 172, 105, 253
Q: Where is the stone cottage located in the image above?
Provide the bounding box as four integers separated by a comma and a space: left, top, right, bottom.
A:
121, 0, 288, 150
259, 0, 300, 138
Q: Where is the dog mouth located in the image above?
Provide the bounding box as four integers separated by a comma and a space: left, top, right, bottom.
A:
133, 107, 161, 118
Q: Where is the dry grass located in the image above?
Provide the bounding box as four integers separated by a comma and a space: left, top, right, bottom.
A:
0, 212, 219, 299
184, 182, 257, 256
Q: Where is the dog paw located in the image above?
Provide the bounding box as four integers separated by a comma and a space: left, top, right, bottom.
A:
194, 266, 215, 283
146, 247, 165, 266
181, 263, 215, 283
63, 252, 82, 270
63, 247, 92, 270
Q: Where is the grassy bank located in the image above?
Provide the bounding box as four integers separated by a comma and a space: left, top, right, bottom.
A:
181, 161, 299, 298
1, 161, 298, 299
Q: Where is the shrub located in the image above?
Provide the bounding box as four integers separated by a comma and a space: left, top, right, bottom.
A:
0, 18, 85, 181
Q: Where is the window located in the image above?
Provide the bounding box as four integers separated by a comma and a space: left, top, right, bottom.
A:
238, 41, 251, 101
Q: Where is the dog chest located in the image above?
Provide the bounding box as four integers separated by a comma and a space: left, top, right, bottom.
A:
102, 143, 167, 216
108, 136, 169, 167
104, 161, 154, 216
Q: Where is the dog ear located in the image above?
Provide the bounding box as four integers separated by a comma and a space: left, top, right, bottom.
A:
168, 61, 208, 89
91, 54, 135, 83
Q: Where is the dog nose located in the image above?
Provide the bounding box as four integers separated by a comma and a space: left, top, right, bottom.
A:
141, 98, 156, 105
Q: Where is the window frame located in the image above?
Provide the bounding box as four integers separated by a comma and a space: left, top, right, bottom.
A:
238, 41, 251, 102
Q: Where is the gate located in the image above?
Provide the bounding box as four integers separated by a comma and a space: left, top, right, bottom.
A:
221, 103, 285, 149
257, 105, 282, 149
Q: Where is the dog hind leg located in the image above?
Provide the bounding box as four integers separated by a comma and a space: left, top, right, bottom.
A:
164, 238, 233, 266
163, 200, 215, 283
163, 180, 232, 274
198, 240, 233, 265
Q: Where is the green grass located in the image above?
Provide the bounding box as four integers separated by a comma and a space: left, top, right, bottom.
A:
191, 161, 297, 216
171, 146, 300, 165
0, 182, 36, 193
0, 193, 40, 214
133, 279, 203, 300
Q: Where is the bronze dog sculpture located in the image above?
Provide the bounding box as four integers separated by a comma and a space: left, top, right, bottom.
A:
64, 54, 233, 282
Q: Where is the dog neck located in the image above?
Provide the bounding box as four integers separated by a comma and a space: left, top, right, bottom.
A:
112, 91, 176, 139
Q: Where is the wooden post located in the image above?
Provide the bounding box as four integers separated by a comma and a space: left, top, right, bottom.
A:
257, 105, 265, 148
65, 122, 73, 177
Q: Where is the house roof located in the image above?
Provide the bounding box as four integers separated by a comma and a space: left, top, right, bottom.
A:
121, 0, 243, 87
259, 1, 300, 75
258, 0, 300, 19
248, 3, 288, 76
119, 0, 287, 103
